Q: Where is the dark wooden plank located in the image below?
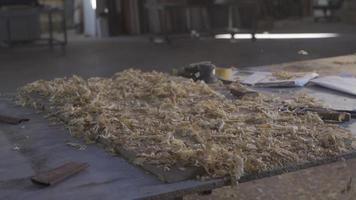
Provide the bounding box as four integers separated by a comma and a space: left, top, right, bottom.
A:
300, 107, 351, 123
31, 162, 89, 186
312, 110, 351, 123
0, 114, 29, 125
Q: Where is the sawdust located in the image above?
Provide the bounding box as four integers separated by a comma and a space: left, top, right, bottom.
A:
272, 71, 295, 80
17, 69, 355, 182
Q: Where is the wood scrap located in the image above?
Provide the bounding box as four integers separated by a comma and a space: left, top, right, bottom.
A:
31, 162, 89, 186
305, 108, 351, 123
280, 106, 351, 123
0, 114, 29, 125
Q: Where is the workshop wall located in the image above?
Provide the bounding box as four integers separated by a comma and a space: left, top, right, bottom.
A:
338, 0, 356, 24
39, 0, 75, 31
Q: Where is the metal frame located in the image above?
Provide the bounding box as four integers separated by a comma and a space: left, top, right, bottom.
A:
313, 0, 344, 22
1, 5, 67, 49
41, 6, 67, 49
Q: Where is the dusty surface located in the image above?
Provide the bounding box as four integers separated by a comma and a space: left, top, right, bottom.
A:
185, 158, 356, 200
249, 54, 356, 75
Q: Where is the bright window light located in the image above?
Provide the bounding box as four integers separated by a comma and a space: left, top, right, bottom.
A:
215, 33, 339, 40
90, 0, 97, 10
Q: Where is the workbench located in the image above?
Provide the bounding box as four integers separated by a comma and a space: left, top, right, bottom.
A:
2, 55, 356, 200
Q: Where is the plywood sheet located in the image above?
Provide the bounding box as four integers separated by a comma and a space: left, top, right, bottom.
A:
311, 76, 356, 96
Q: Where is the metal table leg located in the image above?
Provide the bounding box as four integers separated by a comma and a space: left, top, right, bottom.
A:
48, 9, 53, 49
6, 17, 12, 47
60, 6, 67, 53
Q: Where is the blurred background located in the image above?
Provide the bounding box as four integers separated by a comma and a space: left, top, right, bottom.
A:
1, 2, 356, 199
0, 0, 356, 92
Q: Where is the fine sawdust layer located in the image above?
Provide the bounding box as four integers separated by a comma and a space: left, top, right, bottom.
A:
17, 69, 356, 182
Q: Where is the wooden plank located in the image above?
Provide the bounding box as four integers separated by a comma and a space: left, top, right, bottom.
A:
305, 108, 351, 123
31, 162, 89, 186
0, 114, 29, 125
283, 106, 352, 123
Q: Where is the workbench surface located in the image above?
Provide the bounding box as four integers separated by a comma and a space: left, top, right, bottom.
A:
2, 54, 356, 200
1, 86, 356, 200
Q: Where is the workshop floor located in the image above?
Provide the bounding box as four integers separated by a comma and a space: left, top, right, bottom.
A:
185, 158, 356, 200
1, 20, 356, 200
0, 20, 356, 93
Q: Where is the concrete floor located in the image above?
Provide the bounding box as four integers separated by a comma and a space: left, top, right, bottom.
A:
186, 158, 356, 200
0, 20, 356, 93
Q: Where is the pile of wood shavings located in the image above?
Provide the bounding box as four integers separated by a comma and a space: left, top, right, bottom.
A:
17, 69, 355, 182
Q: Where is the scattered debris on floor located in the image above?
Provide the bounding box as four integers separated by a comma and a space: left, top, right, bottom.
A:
298, 50, 309, 56
31, 162, 89, 186
12, 144, 20, 151
17, 69, 356, 182
66, 142, 87, 151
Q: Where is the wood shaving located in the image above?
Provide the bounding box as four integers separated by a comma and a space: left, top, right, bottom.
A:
272, 71, 295, 80
17, 69, 356, 181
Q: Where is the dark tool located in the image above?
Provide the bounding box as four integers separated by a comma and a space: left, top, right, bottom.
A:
279, 105, 351, 123
31, 162, 89, 186
305, 108, 351, 123
176, 61, 218, 83
0, 114, 29, 125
